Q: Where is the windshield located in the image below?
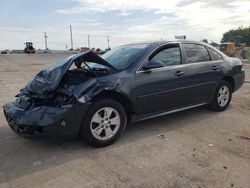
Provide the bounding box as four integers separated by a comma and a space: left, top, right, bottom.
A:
100, 44, 150, 70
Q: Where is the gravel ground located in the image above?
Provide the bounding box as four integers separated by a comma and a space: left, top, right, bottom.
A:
0, 54, 249, 188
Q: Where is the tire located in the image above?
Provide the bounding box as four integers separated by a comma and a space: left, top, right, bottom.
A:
209, 80, 232, 111
80, 99, 127, 147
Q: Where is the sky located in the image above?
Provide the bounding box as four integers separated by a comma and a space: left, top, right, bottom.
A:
0, 0, 249, 50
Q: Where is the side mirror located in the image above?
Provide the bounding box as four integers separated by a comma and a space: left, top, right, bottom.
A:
142, 60, 164, 72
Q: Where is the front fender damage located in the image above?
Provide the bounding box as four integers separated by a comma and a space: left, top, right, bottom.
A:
73, 77, 123, 104
3, 77, 119, 136
3, 52, 121, 136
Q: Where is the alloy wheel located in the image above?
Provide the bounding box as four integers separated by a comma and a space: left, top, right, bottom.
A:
217, 85, 230, 107
90, 107, 121, 141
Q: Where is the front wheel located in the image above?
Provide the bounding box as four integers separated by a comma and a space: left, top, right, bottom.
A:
80, 99, 127, 147
209, 80, 232, 111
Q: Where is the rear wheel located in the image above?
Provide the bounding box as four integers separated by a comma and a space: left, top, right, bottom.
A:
80, 99, 127, 147
209, 80, 232, 111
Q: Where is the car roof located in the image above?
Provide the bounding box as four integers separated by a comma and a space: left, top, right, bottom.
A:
123, 39, 208, 47
220, 42, 234, 44
121, 39, 226, 58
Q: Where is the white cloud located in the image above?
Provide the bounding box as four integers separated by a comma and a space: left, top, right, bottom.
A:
1, 0, 250, 50
57, 0, 178, 14
57, 0, 250, 43
87, 22, 101, 26
117, 11, 132, 16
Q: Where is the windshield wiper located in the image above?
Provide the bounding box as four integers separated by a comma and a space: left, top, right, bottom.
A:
92, 67, 109, 71
76, 57, 99, 77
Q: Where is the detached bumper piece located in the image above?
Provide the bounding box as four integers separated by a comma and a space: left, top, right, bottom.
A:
4, 108, 41, 134
3, 102, 89, 136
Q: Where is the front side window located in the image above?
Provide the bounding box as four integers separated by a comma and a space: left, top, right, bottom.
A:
183, 44, 210, 63
150, 46, 181, 67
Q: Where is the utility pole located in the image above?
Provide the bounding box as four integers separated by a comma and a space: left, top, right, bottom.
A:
107, 35, 110, 49
70, 25, 73, 50
44, 32, 48, 50
87, 34, 90, 49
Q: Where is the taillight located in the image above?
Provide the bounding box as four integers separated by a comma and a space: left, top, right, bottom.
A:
240, 61, 244, 70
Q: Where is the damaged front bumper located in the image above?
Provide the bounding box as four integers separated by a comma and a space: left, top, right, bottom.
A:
3, 101, 90, 136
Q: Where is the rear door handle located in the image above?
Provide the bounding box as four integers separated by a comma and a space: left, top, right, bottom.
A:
175, 70, 184, 77
211, 65, 218, 70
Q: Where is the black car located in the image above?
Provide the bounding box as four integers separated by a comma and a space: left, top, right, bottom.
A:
3, 40, 245, 147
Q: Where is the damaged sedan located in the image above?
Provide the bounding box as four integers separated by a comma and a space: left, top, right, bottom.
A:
3, 40, 245, 147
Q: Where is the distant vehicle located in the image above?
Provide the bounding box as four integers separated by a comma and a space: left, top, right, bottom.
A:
0, 50, 10, 54
3, 40, 245, 147
95, 48, 105, 55
80, 47, 90, 52
11, 50, 25, 54
175, 35, 186, 40
24, 42, 35, 53
220, 42, 247, 59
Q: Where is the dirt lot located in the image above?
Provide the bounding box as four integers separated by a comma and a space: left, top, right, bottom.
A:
0, 54, 249, 188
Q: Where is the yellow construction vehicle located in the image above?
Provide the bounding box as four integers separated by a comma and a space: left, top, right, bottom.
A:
24, 42, 35, 53
219, 42, 247, 59
219, 42, 236, 57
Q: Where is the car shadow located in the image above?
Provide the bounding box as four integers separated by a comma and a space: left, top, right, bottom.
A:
0, 106, 218, 184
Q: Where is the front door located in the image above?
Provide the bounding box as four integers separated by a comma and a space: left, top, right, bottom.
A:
135, 43, 189, 117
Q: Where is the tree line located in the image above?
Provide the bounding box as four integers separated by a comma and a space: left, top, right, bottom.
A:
221, 26, 250, 46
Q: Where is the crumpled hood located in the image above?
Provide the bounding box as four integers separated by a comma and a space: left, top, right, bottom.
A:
26, 51, 116, 96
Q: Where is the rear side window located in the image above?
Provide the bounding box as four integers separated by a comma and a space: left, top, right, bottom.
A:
183, 44, 210, 63
209, 49, 223, 60
150, 46, 181, 66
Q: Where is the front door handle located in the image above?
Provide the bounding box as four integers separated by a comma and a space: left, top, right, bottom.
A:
211, 65, 218, 70
175, 70, 184, 77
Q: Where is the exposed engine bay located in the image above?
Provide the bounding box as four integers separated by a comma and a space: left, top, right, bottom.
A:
16, 59, 111, 110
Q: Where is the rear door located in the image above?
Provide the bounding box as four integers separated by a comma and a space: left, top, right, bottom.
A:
135, 43, 189, 116
181, 43, 224, 105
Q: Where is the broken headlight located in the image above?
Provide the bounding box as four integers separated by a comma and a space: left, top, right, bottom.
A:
16, 96, 33, 110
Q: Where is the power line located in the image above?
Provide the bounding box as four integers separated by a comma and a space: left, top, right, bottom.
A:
0, 40, 42, 43
87, 34, 110, 38
0, 27, 151, 40
0, 26, 122, 49
0, 28, 68, 35
0, 28, 114, 39
0, 28, 43, 34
